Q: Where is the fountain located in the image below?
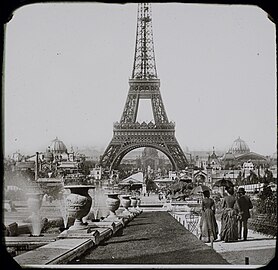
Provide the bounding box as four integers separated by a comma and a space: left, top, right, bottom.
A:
5, 173, 141, 263
91, 186, 109, 220
26, 191, 44, 236
57, 189, 70, 229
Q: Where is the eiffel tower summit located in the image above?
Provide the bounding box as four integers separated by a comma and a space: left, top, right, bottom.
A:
100, 3, 188, 172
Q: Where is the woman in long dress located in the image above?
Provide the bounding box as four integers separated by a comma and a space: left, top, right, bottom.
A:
199, 190, 218, 243
220, 186, 238, 242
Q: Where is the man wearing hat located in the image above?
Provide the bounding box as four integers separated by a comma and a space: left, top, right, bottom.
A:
236, 187, 253, 241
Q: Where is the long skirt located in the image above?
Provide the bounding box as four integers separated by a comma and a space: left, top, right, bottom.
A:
220, 208, 238, 242
199, 209, 218, 242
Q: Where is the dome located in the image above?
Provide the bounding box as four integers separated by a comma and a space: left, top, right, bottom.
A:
49, 137, 67, 154
229, 137, 250, 156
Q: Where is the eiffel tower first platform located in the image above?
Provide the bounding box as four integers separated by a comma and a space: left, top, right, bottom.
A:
100, 3, 188, 172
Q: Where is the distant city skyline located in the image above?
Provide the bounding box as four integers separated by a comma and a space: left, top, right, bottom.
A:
3, 139, 249, 160
4, 3, 277, 157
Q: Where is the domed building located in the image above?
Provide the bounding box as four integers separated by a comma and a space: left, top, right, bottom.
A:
49, 137, 68, 155
229, 137, 250, 155
38, 138, 87, 178
222, 137, 267, 170
48, 137, 68, 162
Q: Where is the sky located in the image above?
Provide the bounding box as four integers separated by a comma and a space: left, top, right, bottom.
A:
3, 2, 277, 157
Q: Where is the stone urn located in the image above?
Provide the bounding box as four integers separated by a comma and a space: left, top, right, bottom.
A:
121, 195, 131, 215
137, 197, 141, 208
64, 185, 95, 230
105, 193, 120, 220
136, 197, 142, 214
130, 196, 138, 208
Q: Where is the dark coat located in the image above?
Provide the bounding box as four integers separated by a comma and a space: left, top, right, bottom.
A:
236, 195, 253, 220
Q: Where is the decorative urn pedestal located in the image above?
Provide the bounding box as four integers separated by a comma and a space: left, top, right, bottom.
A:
64, 185, 95, 231
120, 195, 132, 216
104, 193, 120, 221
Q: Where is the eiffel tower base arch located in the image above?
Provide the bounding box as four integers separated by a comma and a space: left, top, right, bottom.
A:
100, 127, 188, 173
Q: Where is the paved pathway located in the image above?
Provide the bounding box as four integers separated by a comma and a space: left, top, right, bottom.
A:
70, 211, 228, 265
205, 226, 276, 266
171, 212, 276, 266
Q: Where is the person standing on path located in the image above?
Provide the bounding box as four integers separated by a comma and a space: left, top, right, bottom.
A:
220, 186, 238, 242
199, 190, 218, 243
235, 187, 253, 241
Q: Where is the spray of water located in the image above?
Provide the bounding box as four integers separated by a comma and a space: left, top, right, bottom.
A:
58, 189, 70, 228
30, 211, 42, 236
26, 190, 43, 236
89, 186, 109, 219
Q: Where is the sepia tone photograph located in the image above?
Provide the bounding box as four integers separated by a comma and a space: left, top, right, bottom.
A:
1, 0, 277, 268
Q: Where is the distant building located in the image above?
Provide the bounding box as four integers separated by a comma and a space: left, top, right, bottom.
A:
222, 137, 267, 170
169, 171, 177, 180
90, 166, 103, 180
208, 148, 222, 171
50, 137, 67, 153
11, 137, 87, 179
187, 137, 272, 187
118, 147, 171, 180
243, 160, 254, 171
229, 136, 250, 155
141, 148, 159, 172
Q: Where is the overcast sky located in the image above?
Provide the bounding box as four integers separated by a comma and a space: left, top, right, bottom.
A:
4, 3, 276, 157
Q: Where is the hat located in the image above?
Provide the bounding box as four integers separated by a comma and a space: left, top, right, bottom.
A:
238, 187, 246, 194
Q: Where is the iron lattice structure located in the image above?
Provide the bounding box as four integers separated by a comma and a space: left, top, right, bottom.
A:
100, 3, 188, 171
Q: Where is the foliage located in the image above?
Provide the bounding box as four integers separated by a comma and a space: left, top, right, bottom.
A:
256, 192, 277, 215
249, 188, 277, 236
146, 178, 158, 191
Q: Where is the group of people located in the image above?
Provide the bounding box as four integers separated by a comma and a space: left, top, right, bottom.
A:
199, 186, 253, 243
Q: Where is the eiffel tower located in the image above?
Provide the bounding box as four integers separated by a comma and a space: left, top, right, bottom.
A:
100, 3, 188, 172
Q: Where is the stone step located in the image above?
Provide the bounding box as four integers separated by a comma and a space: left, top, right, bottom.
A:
5, 235, 57, 244
14, 238, 94, 265
58, 229, 101, 245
